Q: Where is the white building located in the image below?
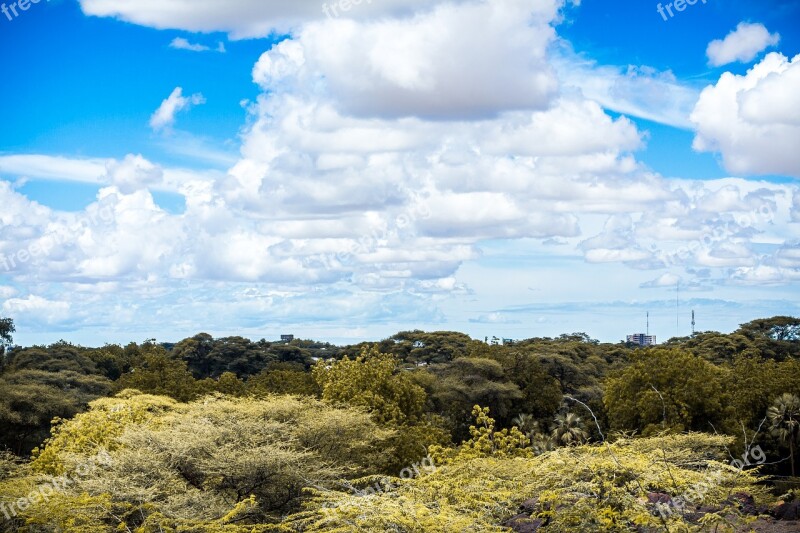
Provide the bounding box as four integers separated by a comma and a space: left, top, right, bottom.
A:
627, 333, 657, 346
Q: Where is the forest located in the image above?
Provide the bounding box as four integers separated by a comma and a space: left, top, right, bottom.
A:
1, 316, 799, 532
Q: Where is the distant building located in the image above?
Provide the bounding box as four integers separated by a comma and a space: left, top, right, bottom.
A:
280, 334, 295, 342
627, 334, 656, 346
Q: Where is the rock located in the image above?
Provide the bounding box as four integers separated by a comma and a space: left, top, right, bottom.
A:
519, 498, 539, 513
647, 492, 672, 505
726, 492, 764, 516
772, 501, 800, 521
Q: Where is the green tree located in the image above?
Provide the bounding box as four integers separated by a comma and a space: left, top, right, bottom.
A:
248, 364, 320, 397
387, 330, 477, 364
312, 346, 449, 471
116, 347, 201, 402
313, 346, 426, 425
476, 346, 563, 421
10, 393, 394, 530
737, 316, 800, 361
0, 317, 14, 356
3, 342, 99, 375
551, 412, 589, 446
172, 332, 215, 376
427, 357, 523, 441
604, 348, 727, 435
726, 354, 780, 429
0, 370, 112, 454
767, 393, 800, 477
213, 372, 246, 396
174, 334, 276, 379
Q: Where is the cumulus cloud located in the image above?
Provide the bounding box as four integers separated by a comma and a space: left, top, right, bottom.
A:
78, 0, 495, 38
1, 0, 797, 342
288, 0, 560, 119
149, 87, 206, 132
691, 53, 800, 177
2, 296, 70, 325
103, 155, 164, 193
706, 22, 780, 67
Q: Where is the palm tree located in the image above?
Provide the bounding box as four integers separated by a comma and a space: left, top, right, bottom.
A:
767, 393, 800, 477
512, 414, 539, 435
551, 412, 589, 447
530, 432, 557, 455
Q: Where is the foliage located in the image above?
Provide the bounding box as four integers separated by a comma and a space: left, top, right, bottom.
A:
30, 391, 178, 475
172, 333, 331, 380
313, 346, 426, 426
0, 317, 14, 352
1, 317, 797, 531
386, 330, 478, 364
312, 346, 449, 471
3, 393, 393, 531
767, 393, 800, 477
604, 348, 727, 435
0, 370, 112, 455
288, 433, 771, 532
551, 412, 589, 446
248, 364, 321, 397
431, 406, 532, 465
736, 316, 800, 361
483, 346, 563, 421
115, 346, 207, 402
426, 356, 524, 441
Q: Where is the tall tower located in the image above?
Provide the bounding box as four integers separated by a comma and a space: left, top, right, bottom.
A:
676, 281, 680, 337
692, 310, 696, 335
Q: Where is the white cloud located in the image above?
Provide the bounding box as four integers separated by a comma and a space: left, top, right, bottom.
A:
691, 53, 800, 177
706, 22, 780, 67
553, 48, 700, 128
0, 286, 17, 299
287, 0, 560, 119
104, 154, 164, 193
0, 153, 217, 194
2, 296, 70, 325
3, 0, 799, 343
169, 37, 210, 52
0, 154, 108, 184
149, 87, 206, 132
640, 273, 681, 289
78, 0, 490, 38
169, 37, 226, 53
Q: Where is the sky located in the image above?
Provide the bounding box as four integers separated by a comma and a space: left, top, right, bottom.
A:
1, 0, 799, 347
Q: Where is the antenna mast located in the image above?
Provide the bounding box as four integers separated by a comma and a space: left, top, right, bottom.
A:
676, 282, 680, 337
647, 311, 650, 336
692, 310, 696, 335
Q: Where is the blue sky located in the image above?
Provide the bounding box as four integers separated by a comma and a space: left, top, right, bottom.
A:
1, 0, 799, 346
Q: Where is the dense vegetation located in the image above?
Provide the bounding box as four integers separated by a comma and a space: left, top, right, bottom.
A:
1, 316, 799, 531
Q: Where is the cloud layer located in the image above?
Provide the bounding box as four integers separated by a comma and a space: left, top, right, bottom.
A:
2, 3, 798, 343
